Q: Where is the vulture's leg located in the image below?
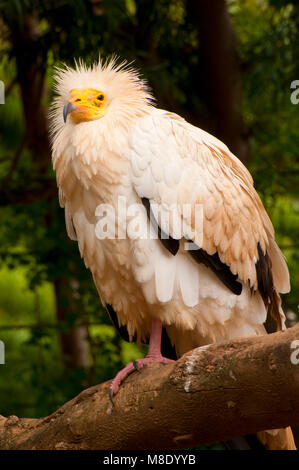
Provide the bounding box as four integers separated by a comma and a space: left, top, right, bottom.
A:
109, 318, 174, 403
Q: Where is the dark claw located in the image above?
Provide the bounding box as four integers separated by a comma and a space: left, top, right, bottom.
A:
133, 360, 141, 372
109, 388, 115, 406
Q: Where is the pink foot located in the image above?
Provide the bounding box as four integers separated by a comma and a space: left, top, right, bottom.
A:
109, 319, 175, 404
109, 354, 174, 404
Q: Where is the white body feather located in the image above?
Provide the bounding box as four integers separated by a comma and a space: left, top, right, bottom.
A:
50, 61, 290, 353
50, 58, 294, 450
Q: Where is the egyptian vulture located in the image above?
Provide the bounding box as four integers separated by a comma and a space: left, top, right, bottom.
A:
50, 57, 295, 450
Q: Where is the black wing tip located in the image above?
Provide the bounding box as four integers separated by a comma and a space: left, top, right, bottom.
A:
188, 244, 243, 296
255, 243, 282, 331
142, 197, 242, 296
141, 197, 180, 256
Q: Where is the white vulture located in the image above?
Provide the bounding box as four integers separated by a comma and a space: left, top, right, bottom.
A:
50, 57, 296, 450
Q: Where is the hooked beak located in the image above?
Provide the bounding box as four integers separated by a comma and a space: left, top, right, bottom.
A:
63, 101, 77, 123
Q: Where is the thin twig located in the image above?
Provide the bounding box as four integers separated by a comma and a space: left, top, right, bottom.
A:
0, 136, 26, 192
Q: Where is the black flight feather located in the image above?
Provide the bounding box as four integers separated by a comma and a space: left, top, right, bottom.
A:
141, 197, 179, 255
141, 197, 242, 296
255, 242, 282, 331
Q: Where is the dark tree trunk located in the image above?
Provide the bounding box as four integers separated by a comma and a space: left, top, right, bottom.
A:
13, 13, 50, 173
54, 278, 90, 371
186, 0, 249, 164
11, 13, 90, 373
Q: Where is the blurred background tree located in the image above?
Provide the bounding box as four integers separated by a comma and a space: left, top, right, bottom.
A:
0, 0, 298, 445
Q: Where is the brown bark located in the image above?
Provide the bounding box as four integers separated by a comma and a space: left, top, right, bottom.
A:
0, 323, 298, 450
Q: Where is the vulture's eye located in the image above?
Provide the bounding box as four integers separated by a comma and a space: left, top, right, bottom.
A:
97, 94, 104, 101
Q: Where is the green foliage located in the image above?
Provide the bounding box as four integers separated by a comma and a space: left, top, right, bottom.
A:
0, 266, 141, 417
229, 0, 299, 312
0, 0, 298, 444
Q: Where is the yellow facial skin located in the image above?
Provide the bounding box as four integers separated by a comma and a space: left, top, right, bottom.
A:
63, 88, 108, 123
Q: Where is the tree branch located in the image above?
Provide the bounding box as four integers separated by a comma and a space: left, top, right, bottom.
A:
0, 323, 298, 450
0, 179, 57, 206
